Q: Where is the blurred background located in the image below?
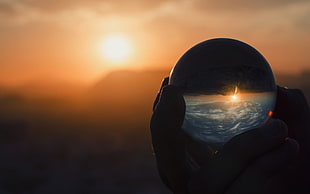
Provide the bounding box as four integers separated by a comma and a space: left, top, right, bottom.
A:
0, 0, 309, 193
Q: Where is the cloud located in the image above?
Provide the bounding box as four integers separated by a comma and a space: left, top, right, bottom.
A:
1, 0, 309, 32
292, 4, 310, 32
15, 0, 102, 12
3, 0, 177, 14
191, 0, 309, 12
0, 0, 15, 14
0, 0, 179, 27
0, 0, 309, 76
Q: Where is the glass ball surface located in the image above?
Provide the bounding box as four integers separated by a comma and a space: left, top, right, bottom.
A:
169, 38, 276, 147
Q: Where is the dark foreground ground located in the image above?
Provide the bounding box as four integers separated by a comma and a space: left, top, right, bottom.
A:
0, 70, 309, 194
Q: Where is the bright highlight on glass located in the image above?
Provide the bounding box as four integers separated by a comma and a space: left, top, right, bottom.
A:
182, 91, 275, 147
231, 86, 239, 101
231, 95, 237, 101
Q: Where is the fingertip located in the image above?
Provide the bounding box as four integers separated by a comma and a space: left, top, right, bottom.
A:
274, 86, 309, 120
153, 77, 170, 112
161, 77, 170, 90
151, 84, 185, 137
284, 138, 300, 157
276, 85, 288, 92
156, 84, 176, 103
276, 85, 286, 92
159, 85, 185, 109
276, 85, 306, 103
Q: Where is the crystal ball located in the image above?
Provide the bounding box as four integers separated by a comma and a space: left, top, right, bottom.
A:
169, 38, 276, 147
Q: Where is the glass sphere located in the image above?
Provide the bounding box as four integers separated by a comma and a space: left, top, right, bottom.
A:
169, 38, 276, 147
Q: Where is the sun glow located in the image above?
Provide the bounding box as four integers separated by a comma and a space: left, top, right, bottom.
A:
231, 95, 238, 101
100, 35, 132, 63
231, 86, 239, 101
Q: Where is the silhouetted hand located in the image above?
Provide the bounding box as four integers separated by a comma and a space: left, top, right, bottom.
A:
272, 87, 310, 193
150, 78, 308, 194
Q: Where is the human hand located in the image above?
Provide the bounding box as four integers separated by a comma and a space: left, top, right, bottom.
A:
272, 87, 310, 193
151, 78, 300, 194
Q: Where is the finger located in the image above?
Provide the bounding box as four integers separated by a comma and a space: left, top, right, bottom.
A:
151, 85, 185, 138
188, 120, 288, 194
150, 85, 189, 193
273, 86, 310, 163
153, 77, 169, 111
273, 86, 310, 122
226, 138, 299, 194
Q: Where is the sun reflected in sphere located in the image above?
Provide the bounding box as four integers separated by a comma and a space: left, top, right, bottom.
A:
231, 95, 238, 101
231, 86, 239, 101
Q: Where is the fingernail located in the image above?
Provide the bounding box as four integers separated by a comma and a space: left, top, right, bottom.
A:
158, 77, 169, 93
162, 77, 169, 87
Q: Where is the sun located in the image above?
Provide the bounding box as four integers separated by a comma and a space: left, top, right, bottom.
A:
100, 35, 132, 63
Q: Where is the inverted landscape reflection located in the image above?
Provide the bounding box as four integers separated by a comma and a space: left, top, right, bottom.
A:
182, 92, 275, 147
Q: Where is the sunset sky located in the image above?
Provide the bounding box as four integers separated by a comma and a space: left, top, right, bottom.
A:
1, 0, 309, 85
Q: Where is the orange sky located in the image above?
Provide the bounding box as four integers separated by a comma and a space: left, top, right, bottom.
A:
1, 0, 310, 86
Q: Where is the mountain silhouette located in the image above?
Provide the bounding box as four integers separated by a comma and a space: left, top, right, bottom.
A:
89, 70, 169, 127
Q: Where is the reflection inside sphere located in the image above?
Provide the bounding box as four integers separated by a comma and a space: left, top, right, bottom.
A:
182, 89, 275, 147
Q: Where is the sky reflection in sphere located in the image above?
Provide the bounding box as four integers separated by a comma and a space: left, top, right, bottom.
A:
169, 38, 276, 147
